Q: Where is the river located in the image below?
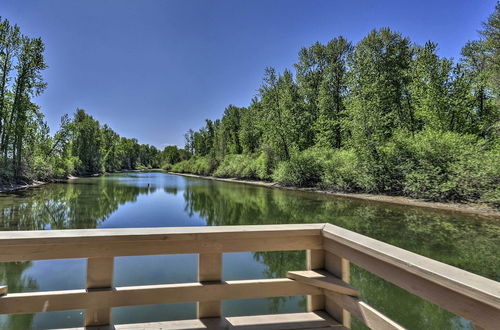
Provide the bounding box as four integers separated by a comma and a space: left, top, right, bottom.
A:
0, 172, 498, 329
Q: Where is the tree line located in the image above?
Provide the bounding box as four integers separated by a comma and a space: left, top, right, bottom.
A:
0, 17, 162, 183
169, 5, 499, 206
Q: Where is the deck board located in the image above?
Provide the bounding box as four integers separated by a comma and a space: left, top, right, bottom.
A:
63, 312, 344, 330
225, 312, 344, 329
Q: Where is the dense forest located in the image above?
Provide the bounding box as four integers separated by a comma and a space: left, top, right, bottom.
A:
167, 5, 500, 207
0, 17, 162, 184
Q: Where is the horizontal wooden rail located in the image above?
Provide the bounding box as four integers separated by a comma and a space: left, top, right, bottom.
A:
0, 224, 323, 261
322, 223, 500, 329
0, 278, 322, 314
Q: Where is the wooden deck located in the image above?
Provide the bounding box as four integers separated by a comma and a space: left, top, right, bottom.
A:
0, 223, 499, 329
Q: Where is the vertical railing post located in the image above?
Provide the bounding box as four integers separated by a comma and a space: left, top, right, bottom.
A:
85, 257, 114, 327
197, 253, 222, 318
306, 249, 325, 311
325, 252, 351, 328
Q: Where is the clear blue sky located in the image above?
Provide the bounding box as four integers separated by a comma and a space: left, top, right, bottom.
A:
1, 0, 496, 148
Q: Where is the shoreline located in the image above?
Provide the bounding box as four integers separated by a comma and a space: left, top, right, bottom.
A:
0, 180, 47, 193
169, 172, 500, 218
0, 168, 164, 193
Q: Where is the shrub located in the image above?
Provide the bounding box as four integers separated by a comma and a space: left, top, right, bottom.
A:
171, 156, 217, 176
212, 152, 274, 181
214, 154, 256, 178
447, 142, 500, 206
272, 151, 322, 187
376, 129, 499, 204
254, 150, 274, 180
396, 130, 475, 201
321, 148, 376, 191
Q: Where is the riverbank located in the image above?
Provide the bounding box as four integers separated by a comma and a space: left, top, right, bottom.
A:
67, 168, 164, 179
170, 172, 500, 217
0, 180, 47, 193
0, 169, 164, 193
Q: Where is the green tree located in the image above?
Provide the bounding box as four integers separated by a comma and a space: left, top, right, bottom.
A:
461, 40, 498, 137
347, 28, 414, 150
409, 41, 455, 131
71, 109, 104, 174
314, 37, 353, 148
480, 3, 500, 105
239, 98, 261, 154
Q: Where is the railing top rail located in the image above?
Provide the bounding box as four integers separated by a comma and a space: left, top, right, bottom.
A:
0, 223, 325, 244
322, 223, 500, 309
0, 224, 325, 262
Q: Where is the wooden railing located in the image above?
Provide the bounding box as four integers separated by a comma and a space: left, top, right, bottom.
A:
0, 223, 498, 329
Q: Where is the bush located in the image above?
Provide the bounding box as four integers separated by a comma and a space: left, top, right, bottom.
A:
136, 164, 152, 170
171, 156, 217, 176
375, 129, 499, 204
272, 151, 322, 187
321, 148, 376, 191
447, 142, 500, 206
254, 150, 274, 180
214, 154, 254, 178
396, 130, 473, 200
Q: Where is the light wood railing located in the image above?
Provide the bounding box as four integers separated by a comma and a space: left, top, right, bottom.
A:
0, 223, 498, 329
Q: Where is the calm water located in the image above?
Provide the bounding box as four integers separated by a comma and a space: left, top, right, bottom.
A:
0, 172, 498, 330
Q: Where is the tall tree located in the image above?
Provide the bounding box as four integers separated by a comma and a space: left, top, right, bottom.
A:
410, 41, 455, 131
239, 98, 261, 154
3, 36, 47, 177
71, 109, 104, 174
0, 18, 21, 155
314, 37, 353, 148
259, 67, 291, 160
347, 28, 414, 150
480, 3, 500, 104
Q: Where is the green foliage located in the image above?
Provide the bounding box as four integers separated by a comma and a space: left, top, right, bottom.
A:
239, 100, 261, 154
213, 154, 256, 178
448, 144, 500, 206
273, 150, 322, 187
71, 109, 104, 174
375, 130, 500, 203
347, 28, 414, 151
254, 150, 274, 180
395, 130, 473, 200
313, 37, 353, 149
210, 152, 273, 180
171, 156, 216, 176
321, 148, 376, 191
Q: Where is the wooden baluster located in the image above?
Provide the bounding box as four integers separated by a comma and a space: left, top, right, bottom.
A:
85, 257, 114, 327
197, 253, 222, 318
325, 251, 351, 328
306, 249, 325, 312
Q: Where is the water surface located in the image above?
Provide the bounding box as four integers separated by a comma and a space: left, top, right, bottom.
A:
0, 172, 498, 329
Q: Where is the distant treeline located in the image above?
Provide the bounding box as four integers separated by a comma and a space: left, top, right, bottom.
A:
168, 5, 499, 206
0, 17, 162, 182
